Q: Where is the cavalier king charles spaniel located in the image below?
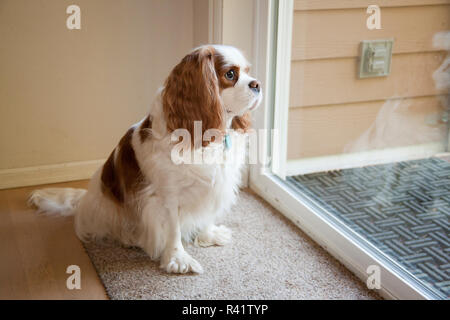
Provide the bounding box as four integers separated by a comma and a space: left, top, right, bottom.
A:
29, 45, 262, 274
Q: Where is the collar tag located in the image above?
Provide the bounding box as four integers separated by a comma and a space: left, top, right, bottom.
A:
224, 134, 231, 150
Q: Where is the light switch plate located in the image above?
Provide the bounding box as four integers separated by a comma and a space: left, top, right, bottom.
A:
359, 39, 394, 78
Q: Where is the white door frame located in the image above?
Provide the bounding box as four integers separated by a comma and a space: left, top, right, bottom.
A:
208, 0, 223, 44
249, 0, 437, 300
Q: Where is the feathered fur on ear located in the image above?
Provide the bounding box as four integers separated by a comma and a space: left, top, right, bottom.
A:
162, 46, 224, 146
231, 112, 252, 132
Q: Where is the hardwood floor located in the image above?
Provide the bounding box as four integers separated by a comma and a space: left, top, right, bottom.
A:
0, 180, 107, 300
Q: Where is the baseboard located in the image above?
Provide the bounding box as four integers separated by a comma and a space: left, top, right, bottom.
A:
0, 159, 105, 190
286, 142, 446, 176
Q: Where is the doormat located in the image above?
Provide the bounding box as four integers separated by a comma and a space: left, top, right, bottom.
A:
287, 158, 450, 298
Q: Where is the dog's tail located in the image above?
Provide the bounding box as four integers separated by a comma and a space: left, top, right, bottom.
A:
28, 188, 87, 216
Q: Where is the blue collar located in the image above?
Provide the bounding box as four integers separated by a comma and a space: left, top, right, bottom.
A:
224, 134, 232, 150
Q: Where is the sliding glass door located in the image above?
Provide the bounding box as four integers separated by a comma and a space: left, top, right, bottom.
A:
250, 0, 450, 299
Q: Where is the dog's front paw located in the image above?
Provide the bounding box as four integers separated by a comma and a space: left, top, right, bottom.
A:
195, 225, 232, 247
160, 249, 204, 274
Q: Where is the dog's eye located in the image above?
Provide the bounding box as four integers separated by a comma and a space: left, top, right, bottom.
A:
225, 70, 235, 80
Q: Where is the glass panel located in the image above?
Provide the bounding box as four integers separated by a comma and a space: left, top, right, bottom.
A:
283, 3, 450, 298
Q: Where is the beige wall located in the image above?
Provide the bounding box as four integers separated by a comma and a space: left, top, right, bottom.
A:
222, 0, 255, 62
193, 0, 210, 47
288, 1, 450, 160
0, 0, 193, 170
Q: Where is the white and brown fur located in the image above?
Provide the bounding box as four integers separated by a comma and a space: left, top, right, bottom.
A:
29, 45, 262, 274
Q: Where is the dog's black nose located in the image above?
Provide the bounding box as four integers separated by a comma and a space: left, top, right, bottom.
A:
249, 80, 261, 93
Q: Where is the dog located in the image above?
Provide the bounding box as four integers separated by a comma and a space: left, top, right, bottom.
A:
29, 45, 262, 274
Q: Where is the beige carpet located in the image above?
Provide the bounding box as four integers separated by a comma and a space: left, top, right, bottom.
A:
84, 189, 380, 300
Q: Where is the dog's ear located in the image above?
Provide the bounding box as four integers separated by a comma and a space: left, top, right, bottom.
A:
162, 46, 224, 147
231, 112, 251, 132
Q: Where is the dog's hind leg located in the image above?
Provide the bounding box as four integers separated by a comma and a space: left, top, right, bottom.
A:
194, 224, 232, 247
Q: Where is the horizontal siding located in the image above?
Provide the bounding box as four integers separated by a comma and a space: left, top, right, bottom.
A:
294, 0, 450, 10
289, 51, 446, 108
287, 96, 447, 159
291, 5, 450, 60
287, 2, 449, 163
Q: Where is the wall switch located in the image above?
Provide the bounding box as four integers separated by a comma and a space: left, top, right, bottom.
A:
359, 39, 394, 78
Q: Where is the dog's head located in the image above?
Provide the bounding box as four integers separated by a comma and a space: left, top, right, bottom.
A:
162, 45, 262, 142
